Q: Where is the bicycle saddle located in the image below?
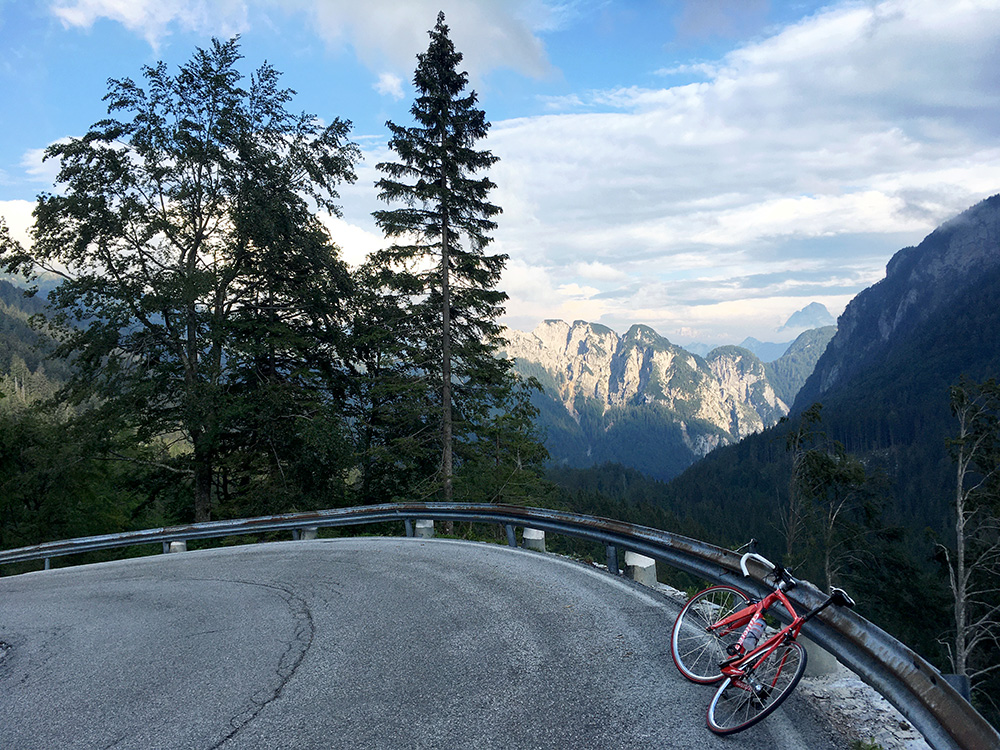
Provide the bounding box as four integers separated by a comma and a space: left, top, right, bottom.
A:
829, 587, 856, 608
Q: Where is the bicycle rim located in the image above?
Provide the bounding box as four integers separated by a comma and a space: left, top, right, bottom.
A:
671, 585, 751, 683
706, 640, 807, 734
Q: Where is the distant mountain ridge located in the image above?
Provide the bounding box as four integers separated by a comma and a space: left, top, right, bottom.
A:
796, 194, 1000, 411
662, 193, 1000, 547
503, 320, 834, 480
779, 302, 835, 332
739, 337, 790, 362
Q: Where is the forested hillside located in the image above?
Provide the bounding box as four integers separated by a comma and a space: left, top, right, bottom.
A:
764, 326, 836, 406
648, 195, 1000, 722
0, 280, 68, 404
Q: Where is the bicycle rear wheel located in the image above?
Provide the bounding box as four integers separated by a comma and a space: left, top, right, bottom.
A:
671, 585, 751, 683
706, 639, 807, 734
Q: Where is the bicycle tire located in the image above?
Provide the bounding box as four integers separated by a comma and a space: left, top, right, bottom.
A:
706, 639, 807, 734
671, 585, 752, 683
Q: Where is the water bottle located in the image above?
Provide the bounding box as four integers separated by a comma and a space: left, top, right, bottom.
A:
741, 615, 766, 653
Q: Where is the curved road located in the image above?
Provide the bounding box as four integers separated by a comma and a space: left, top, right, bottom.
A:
0, 538, 843, 749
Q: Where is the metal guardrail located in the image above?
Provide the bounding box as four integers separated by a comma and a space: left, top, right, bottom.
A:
1, 501, 996, 750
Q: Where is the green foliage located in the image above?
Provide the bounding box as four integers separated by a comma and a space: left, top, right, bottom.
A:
363, 13, 541, 505
0, 405, 158, 552
764, 326, 836, 405
454, 374, 553, 505
782, 403, 889, 588
0, 39, 359, 522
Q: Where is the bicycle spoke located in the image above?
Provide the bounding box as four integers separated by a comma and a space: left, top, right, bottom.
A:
707, 640, 807, 734
671, 585, 751, 684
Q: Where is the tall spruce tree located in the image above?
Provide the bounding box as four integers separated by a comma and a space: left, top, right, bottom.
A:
372, 12, 510, 505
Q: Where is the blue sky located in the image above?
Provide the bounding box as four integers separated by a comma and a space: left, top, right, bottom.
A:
1, 1, 999, 345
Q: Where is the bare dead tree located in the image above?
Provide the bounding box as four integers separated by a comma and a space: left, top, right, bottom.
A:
939, 378, 1000, 693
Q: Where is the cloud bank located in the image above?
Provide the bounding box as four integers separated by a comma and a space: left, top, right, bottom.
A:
483, 0, 1000, 340
36, 0, 1000, 344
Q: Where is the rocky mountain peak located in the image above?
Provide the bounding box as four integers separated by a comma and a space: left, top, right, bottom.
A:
796, 194, 1000, 408
504, 317, 834, 481
504, 320, 787, 447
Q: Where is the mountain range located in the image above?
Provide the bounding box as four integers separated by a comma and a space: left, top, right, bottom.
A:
503, 320, 835, 480
667, 193, 1000, 537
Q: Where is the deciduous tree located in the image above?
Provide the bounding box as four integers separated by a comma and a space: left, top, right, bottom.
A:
0, 39, 359, 521
940, 378, 1000, 700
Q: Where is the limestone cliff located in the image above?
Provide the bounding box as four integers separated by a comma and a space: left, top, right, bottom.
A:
795, 194, 1000, 409
503, 320, 790, 472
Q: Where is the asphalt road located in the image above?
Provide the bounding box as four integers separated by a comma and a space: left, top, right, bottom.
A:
0, 537, 844, 749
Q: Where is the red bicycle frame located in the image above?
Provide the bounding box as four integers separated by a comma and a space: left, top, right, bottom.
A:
707, 585, 804, 678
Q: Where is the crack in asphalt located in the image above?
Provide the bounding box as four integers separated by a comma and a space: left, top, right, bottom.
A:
188, 577, 316, 750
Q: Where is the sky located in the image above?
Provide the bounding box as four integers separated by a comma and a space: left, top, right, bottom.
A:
1, 0, 998, 346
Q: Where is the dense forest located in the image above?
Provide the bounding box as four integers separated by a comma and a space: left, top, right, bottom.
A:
0, 22, 549, 552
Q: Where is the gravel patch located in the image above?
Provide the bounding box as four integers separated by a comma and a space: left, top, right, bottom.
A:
797, 665, 932, 750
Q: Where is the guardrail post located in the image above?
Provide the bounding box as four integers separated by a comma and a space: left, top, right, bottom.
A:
44, 558, 50, 571
414, 520, 434, 539
624, 551, 656, 586
404, 519, 414, 537
522, 528, 545, 552
162, 542, 170, 554
606, 544, 619, 575
504, 524, 517, 547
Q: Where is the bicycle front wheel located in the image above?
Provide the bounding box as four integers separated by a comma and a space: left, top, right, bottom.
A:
671, 585, 752, 683
706, 639, 807, 734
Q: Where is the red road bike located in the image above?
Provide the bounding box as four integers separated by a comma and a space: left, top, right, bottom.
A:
670, 549, 856, 734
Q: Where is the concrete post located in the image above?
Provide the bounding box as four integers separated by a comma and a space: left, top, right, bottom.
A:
299, 527, 318, 541
168, 541, 187, 553
522, 528, 545, 552
414, 520, 435, 538
624, 551, 657, 587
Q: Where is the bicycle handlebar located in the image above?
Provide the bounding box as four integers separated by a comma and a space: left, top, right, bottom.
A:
740, 551, 798, 592
739, 551, 776, 577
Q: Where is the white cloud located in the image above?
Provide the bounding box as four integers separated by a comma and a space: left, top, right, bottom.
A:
0, 200, 35, 248
50, 0, 249, 48
49, 0, 553, 78
573, 261, 628, 282
301, 0, 553, 79
486, 0, 1000, 340
373, 72, 404, 100
20, 143, 68, 185
318, 215, 383, 268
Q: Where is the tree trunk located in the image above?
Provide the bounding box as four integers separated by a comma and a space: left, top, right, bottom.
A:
440, 201, 454, 533
193, 431, 214, 523
954, 450, 968, 677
